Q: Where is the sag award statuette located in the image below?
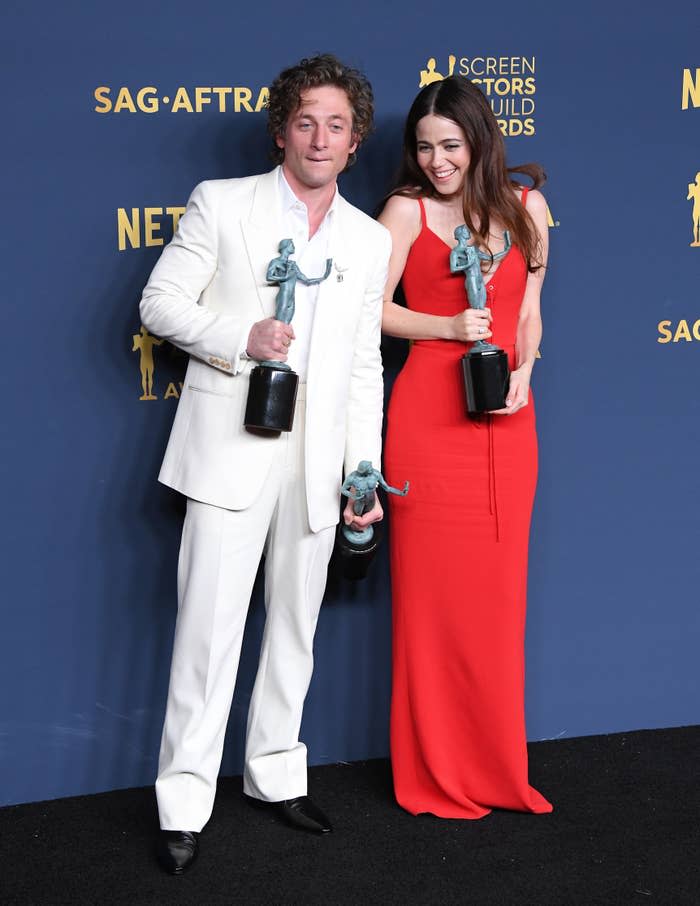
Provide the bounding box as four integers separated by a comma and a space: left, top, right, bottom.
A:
244, 239, 332, 432
450, 225, 512, 414
338, 461, 409, 580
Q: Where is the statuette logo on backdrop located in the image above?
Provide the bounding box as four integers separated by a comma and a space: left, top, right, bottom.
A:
687, 172, 700, 247
132, 326, 184, 401
657, 173, 700, 340
132, 326, 163, 400
418, 54, 536, 136
419, 56, 456, 85
94, 85, 269, 114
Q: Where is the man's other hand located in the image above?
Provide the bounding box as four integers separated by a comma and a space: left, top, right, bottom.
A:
342, 494, 384, 533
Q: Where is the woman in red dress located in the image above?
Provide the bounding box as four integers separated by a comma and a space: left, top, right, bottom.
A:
380, 76, 552, 818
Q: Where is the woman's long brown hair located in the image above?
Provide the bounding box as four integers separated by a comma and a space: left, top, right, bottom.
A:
388, 76, 546, 272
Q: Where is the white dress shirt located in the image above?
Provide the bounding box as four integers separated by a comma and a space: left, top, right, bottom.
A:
277, 167, 336, 381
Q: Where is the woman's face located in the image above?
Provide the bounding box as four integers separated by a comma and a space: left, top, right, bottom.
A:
415, 114, 471, 198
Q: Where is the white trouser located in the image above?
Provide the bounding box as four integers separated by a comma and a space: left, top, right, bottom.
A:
156, 387, 336, 831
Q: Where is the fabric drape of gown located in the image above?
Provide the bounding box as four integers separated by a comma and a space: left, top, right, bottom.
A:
384, 192, 552, 819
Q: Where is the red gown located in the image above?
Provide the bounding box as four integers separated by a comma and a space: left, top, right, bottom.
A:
385, 193, 552, 818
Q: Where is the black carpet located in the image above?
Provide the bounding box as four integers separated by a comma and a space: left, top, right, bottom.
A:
2, 727, 699, 905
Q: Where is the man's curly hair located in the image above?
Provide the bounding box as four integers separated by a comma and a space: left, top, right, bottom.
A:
267, 54, 374, 170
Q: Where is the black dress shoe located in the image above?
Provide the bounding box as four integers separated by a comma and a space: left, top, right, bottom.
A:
156, 830, 199, 874
247, 794, 333, 834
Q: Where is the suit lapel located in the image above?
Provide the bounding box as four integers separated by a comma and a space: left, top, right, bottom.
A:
306, 197, 351, 396
240, 167, 285, 318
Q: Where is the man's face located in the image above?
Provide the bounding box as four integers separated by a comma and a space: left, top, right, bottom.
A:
276, 85, 358, 191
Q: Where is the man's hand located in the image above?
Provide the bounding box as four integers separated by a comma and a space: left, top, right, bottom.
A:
342, 494, 384, 533
246, 318, 295, 361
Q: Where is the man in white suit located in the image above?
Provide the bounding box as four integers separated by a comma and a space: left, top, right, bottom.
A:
140, 54, 391, 874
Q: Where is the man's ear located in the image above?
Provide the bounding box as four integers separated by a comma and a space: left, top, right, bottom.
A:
275, 133, 285, 151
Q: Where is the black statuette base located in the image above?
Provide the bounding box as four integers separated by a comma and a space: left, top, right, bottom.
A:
336, 523, 383, 581
245, 365, 298, 433
462, 348, 510, 414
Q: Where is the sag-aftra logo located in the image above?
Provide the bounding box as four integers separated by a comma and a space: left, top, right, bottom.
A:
95, 85, 268, 114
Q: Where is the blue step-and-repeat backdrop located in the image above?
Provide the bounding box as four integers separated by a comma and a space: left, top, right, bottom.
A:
2, 1, 699, 805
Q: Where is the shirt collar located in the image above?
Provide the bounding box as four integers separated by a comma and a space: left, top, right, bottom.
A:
278, 166, 339, 219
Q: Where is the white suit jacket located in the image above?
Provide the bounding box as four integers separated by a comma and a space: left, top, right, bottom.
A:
140, 167, 391, 533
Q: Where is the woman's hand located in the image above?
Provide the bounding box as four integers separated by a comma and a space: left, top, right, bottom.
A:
489, 365, 531, 415
448, 307, 492, 342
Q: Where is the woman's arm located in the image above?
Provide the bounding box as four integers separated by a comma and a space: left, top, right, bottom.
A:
491, 188, 548, 415
378, 195, 492, 342
515, 189, 548, 373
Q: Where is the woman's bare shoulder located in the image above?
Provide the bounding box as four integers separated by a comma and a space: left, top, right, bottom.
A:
381, 193, 422, 218
524, 187, 546, 213
379, 193, 423, 241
